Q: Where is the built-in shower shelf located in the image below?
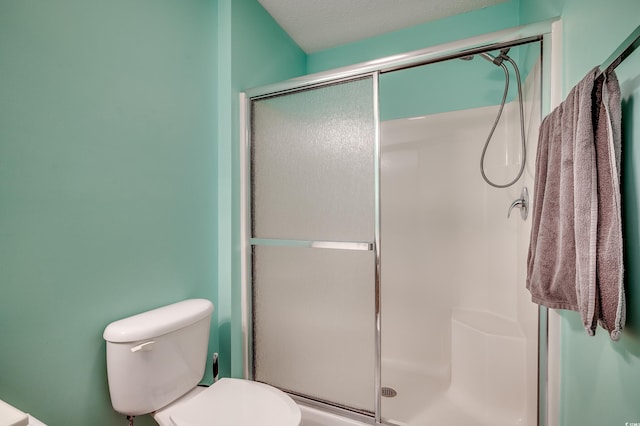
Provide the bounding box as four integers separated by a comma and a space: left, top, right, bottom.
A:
452, 308, 524, 338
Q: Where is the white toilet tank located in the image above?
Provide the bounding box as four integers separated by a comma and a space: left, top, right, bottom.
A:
103, 299, 214, 416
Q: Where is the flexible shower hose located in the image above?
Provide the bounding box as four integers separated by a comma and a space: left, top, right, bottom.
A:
480, 55, 527, 188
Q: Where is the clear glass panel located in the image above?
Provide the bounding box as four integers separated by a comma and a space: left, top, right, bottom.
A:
251, 77, 375, 242
379, 42, 541, 425
253, 245, 375, 413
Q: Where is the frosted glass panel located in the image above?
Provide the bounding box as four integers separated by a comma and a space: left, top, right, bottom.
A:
251, 77, 375, 242
253, 246, 375, 412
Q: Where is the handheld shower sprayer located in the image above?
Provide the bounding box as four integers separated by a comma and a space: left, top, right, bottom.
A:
462, 47, 526, 188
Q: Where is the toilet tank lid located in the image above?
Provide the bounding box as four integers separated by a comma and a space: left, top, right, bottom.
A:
103, 299, 214, 343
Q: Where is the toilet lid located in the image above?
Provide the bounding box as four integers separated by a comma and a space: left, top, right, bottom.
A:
166, 378, 301, 426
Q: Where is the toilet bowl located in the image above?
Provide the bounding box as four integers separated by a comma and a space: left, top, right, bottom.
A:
153, 378, 301, 426
103, 299, 301, 426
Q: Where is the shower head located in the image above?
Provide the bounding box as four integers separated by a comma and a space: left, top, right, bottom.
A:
460, 48, 511, 66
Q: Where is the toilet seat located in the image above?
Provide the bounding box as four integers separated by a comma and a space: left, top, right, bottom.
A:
154, 378, 302, 426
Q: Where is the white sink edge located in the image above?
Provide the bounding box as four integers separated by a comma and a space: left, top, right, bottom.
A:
0, 399, 29, 426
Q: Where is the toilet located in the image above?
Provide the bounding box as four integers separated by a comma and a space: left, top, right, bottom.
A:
103, 299, 301, 426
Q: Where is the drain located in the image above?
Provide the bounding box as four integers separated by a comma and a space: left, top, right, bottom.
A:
381, 387, 397, 398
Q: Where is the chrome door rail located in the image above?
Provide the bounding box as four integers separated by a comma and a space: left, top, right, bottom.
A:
244, 21, 555, 100
250, 238, 374, 251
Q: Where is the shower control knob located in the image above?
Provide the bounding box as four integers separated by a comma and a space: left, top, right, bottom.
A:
507, 187, 529, 220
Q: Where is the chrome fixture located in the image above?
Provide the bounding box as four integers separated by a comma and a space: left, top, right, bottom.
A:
508, 187, 529, 220
471, 48, 527, 189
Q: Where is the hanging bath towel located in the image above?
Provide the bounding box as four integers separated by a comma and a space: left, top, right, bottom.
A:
526, 67, 624, 340
593, 70, 625, 340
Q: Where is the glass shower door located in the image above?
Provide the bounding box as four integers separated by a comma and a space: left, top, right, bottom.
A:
249, 75, 378, 414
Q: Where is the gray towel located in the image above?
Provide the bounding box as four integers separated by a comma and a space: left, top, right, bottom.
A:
594, 71, 625, 340
526, 67, 624, 340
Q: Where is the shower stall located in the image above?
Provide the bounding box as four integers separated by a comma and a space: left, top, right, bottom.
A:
242, 24, 556, 426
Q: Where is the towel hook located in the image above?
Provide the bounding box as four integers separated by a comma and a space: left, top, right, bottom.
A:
508, 187, 529, 220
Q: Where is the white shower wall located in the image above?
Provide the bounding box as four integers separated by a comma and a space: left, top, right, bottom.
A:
380, 61, 541, 425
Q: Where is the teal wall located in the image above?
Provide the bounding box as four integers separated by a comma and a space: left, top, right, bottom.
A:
553, 0, 640, 424
0, 0, 303, 424
518, 0, 562, 25
0, 1, 218, 425
307, 1, 520, 73
378, 42, 536, 120
306, 1, 534, 121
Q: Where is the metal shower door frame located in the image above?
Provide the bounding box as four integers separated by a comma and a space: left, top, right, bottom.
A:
240, 19, 559, 426
246, 72, 382, 419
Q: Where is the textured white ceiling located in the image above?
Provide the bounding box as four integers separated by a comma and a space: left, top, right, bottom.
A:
257, 0, 509, 53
